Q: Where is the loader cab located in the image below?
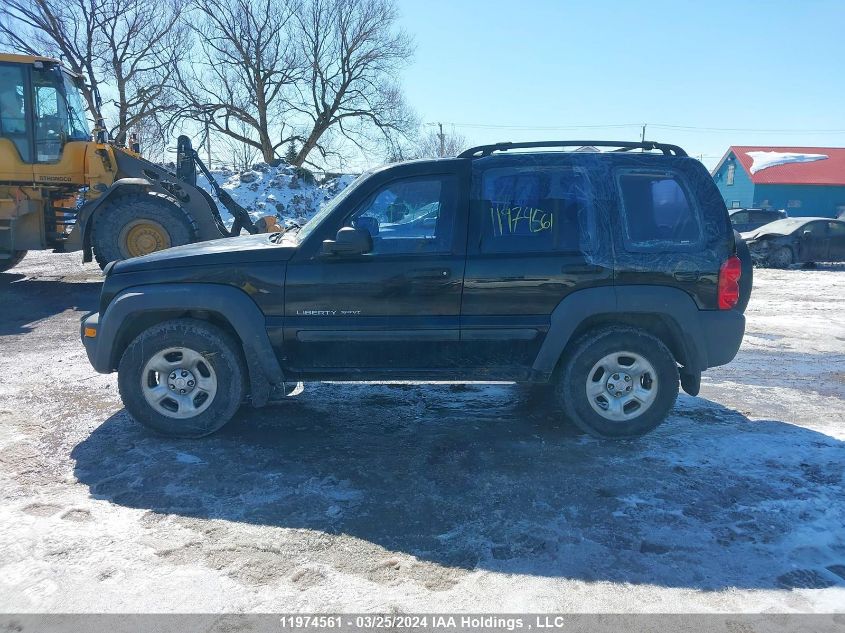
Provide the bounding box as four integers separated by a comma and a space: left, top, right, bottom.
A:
0, 54, 90, 175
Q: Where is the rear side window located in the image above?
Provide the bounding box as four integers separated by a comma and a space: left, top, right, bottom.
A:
477, 166, 594, 254
617, 171, 702, 250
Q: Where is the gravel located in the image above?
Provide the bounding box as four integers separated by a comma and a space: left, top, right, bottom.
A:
1, 252, 843, 613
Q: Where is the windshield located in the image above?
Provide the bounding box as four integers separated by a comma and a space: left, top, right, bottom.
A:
751, 218, 810, 235
295, 172, 371, 242
61, 71, 90, 140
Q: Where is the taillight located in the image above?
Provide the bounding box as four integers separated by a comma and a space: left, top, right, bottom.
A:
718, 255, 742, 310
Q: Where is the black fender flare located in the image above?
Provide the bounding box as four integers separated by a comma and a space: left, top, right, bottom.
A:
531, 287, 617, 377
69, 178, 154, 262
531, 285, 742, 379
92, 283, 283, 406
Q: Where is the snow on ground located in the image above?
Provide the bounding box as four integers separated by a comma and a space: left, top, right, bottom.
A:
0, 254, 844, 613
195, 165, 357, 230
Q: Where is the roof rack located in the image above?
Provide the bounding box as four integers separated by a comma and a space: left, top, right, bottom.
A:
457, 140, 688, 159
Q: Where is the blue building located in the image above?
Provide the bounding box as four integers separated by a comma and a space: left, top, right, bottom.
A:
712, 146, 845, 218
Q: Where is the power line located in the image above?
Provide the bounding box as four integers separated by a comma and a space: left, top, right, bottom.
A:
428, 122, 639, 130
428, 121, 845, 134
649, 123, 845, 134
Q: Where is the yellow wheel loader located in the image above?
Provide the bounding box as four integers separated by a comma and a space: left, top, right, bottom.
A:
0, 53, 275, 272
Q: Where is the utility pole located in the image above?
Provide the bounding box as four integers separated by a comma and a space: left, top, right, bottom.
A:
641, 123, 647, 142
438, 122, 445, 158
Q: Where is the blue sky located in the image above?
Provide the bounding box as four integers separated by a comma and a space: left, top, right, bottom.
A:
394, 0, 845, 169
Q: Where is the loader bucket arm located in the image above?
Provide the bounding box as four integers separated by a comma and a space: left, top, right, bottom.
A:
176, 135, 258, 236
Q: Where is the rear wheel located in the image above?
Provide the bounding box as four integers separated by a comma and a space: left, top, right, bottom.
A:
557, 327, 679, 439
92, 193, 196, 268
118, 319, 246, 438
0, 250, 27, 272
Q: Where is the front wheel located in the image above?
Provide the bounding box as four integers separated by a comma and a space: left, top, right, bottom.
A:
767, 246, 793, 268
557, 327, 679, 439
118, 319, 247, 438
92, 193, 197, 268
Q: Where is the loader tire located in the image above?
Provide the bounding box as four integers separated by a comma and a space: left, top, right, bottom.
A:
92, 193, 197, 269
0, 250, 27, 273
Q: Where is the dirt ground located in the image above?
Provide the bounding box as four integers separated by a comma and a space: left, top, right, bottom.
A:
1, 251, 844, 613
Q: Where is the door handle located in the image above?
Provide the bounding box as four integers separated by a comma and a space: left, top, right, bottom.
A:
673, 271, 700, 282
408, 268, 451, 279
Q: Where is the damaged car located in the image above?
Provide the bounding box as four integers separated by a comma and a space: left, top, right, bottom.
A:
741, 217, 845, 267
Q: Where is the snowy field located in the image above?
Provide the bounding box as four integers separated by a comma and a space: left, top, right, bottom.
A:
0, 252, 844, 613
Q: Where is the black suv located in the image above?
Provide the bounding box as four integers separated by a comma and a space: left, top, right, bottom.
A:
81, 141, 750, 439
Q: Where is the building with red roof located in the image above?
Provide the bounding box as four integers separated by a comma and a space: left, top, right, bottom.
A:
712, 146, 845, 218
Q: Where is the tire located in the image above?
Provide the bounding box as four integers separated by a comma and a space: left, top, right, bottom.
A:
118, 318, 247, 438
92, 193, 196, 269
767, 246, 793, 269
556, 327, 679, 439
0, 250, 27, 272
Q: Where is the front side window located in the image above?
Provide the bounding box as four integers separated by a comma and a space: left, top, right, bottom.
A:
0, 63, 31, 161
802, 221, 828, 237
347, 175, 457, 255
477, 165, 594, 254
617, 171, 702, 250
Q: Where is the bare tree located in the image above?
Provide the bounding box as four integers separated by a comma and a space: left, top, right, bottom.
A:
0, 0, 186, 148
385, 125, 468, 162
0, 0, 104, 116
215, 121, 261, 171
414, 126, 467, 159
98, 0, 187, 145
175, 0, 301, 163
289, 0, 415, 166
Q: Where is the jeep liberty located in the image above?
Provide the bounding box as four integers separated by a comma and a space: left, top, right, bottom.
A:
81, 141, 751, 439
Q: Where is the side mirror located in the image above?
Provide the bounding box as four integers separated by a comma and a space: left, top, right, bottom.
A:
321, 226, 373, 256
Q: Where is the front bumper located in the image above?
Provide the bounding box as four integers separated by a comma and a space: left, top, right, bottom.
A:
80, 311, 109, 373
745, 241, 769, 264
